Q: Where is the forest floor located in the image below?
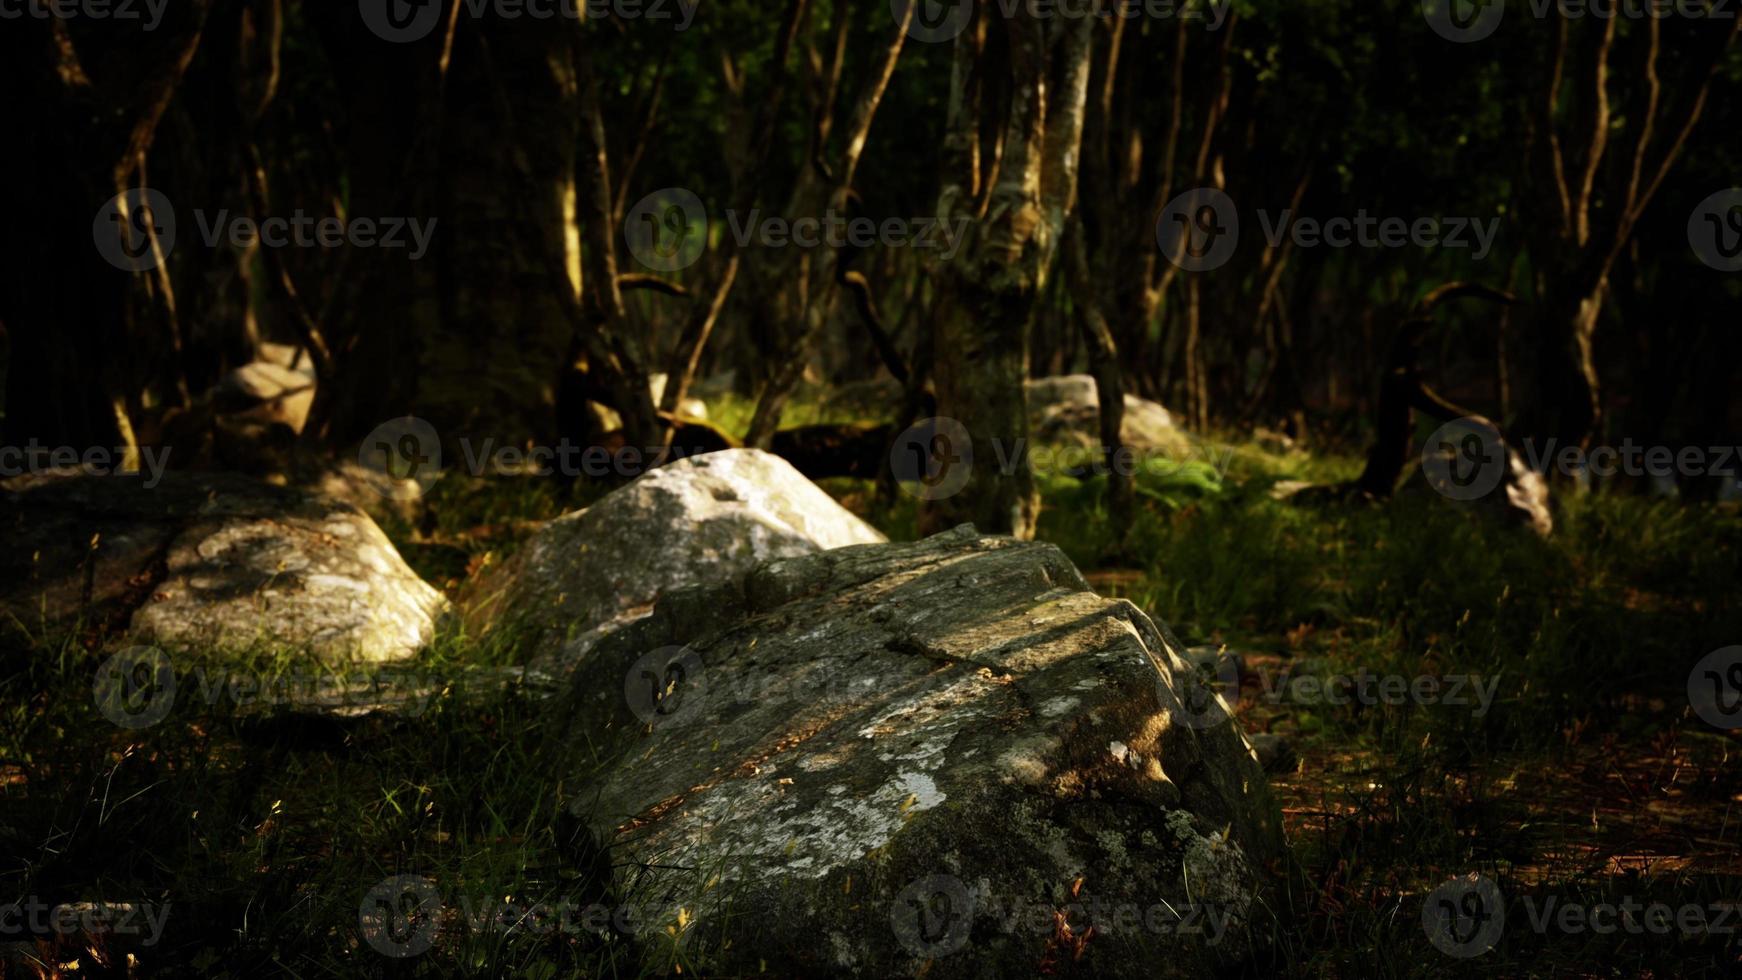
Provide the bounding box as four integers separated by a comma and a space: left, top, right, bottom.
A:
4, 398, 1740, 978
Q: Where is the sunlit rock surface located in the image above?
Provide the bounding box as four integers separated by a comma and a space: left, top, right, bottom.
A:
463, 449, 886, 666
569, 526, 1281, 978
1027, 374, 1190, 454
0, 471, 446, 661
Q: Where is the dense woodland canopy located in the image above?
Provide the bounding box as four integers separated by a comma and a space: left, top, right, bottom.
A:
3, 0, 1738, 528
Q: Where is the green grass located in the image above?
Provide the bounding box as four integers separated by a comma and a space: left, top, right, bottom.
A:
3, 430, 1738, 977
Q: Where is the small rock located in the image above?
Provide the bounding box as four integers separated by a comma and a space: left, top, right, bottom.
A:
1, 471, 446, 661
1027, 374, 1189, 455
462, 449, 885, 666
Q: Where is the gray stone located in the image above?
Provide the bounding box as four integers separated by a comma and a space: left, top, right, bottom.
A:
1, 471, 446, 662
463, 449, 885, 666
568, 526, 1281, 978
1027, 375, 1190, 455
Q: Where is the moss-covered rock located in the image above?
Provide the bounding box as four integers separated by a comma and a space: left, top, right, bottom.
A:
569, 526, 1281, 977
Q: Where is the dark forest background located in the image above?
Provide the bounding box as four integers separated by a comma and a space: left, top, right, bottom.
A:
2, 0, 1738, 530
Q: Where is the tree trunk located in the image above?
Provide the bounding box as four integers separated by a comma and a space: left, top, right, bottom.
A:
919, 14, 1095, 539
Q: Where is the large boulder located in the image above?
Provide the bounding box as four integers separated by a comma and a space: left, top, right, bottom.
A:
1027, 375, 1189, 455
0, 471, 447, 661
568, 526, 1280, 978
464, 449, 885, 665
